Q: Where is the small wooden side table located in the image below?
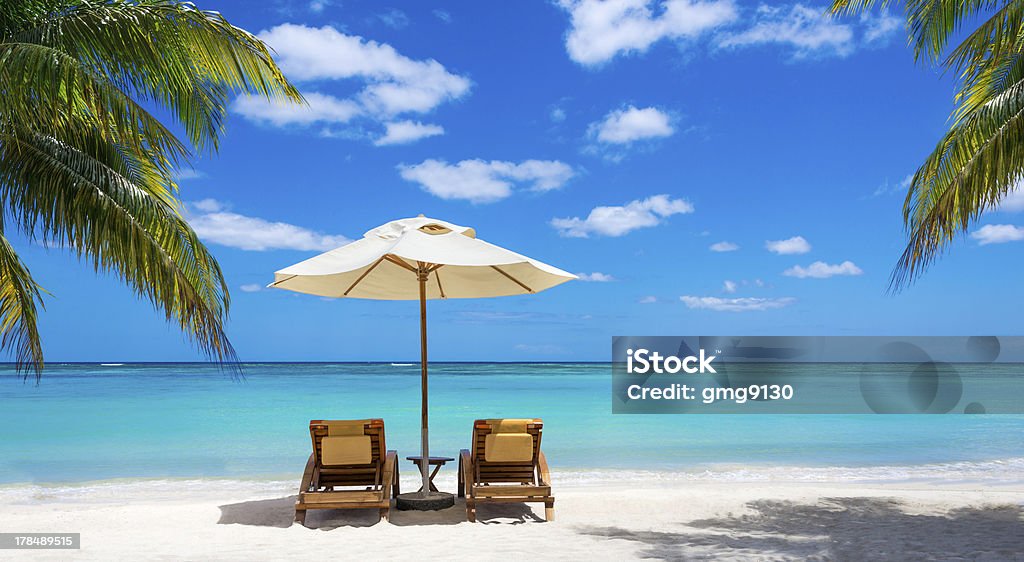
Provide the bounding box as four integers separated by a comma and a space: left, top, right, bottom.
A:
405, 455, 455, 493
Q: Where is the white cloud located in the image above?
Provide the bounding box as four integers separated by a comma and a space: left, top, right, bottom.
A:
173, 168, 206, 181
709, 241, 738, 252
783, 260, 863, 278
376, 9, 409, 29
872, 173, 913, 197
309, 0, 331, 13
552, 194, 693, 237
239, 284, 264, 293
639, 295, 658, 303
191, 198, 224, 213
550, 107, 567, 122
589, 106, 674, 144
433, 9, 452, 23
398, 159, 575, 203
722, 280, 737, 293
971, 224, 1024, 245
375, 121, 444, 146
233, 24, 470, 143
719, 4, 853, 56
765, 235, 811, 255
233, 91, 361, 127
185, 200, 350, 252
719, 4, 901, 58
577, 272, 616, 282
680, 295, 796, 311
996, 181, 1024, 212
862, 10, 902, 43
559, 0, 739, 65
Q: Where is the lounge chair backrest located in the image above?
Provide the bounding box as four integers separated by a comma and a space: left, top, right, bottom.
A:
309, 419, 386, 487
471, 418, 542, 484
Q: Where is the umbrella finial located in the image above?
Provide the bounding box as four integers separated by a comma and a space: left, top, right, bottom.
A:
418, 213, 425, 217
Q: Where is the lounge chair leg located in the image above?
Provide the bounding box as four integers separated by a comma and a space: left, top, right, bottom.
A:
295, 509, 307, 526
457, 456, 464, 498
380, 507, 390, 522
466, 501, 476, 522
545, 499, 555, 522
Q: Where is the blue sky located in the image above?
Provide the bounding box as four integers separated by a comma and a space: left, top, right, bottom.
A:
15, 0, 1024, 362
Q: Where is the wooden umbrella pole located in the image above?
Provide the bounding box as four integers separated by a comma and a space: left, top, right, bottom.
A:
418, 266, 431, 497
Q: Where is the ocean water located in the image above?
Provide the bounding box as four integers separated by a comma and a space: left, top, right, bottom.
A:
2, 363, 1024, 485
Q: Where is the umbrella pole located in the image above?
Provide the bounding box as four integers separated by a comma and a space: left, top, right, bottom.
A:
418, 268, 431, 497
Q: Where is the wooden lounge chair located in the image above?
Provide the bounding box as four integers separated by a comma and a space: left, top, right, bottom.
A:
295, 419, 399, 525
458, 418, 554, 522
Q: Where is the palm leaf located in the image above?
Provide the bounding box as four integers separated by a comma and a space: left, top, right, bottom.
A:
895, 76, 1024, 288
0, 232, 45, 377
0, 1, 303, 371
12, 0, 304, 152
0, 127, 237, 367
0, 41, 189, 185
831, 0, 1008, 64
948, 2, 1024, 121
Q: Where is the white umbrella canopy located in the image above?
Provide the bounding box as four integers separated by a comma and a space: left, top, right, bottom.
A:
270, 216, 576, 500
271, 216, 575, 299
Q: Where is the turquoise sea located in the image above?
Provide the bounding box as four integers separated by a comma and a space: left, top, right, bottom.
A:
3, 363, 1024, 485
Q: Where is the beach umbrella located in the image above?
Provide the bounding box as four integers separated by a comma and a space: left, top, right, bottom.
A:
270, 215, 576, 500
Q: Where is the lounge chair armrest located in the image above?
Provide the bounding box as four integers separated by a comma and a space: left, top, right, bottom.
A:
537, 450, 552, 487
299, 452, 315, 493
382, 450, 398, 500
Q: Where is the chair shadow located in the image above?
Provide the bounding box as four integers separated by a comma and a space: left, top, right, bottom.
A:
575, 497, 1024, 560
217, 495, 385, 529
217, 495, 299, 528
217, 496, 544, 529
474, 502, 545, 525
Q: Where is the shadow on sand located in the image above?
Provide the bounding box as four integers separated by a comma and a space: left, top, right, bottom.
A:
217, 496, 543, 529
576, 497, 1024, 560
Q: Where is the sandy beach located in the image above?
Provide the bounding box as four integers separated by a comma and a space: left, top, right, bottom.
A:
3, 472, 1023, 561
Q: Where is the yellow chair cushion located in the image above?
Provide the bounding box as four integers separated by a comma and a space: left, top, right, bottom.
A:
325, 420, 369, 436
321, 435, 372, 465
486, 418, 534, 433
484, 433, 534, 462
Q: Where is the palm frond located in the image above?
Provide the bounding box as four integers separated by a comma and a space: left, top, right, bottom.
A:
903, 0, 1003, 63
948, 2, 1024, 120
0, 41, 189, 183
830, 0, 895, 16
894, 76, 1024, 288
0, 128, 236, 366
14, 0, 304, 152
0, 232, 45, 378
0, 1, 305, 372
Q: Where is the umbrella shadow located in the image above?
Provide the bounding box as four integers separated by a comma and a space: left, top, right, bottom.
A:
389, 498, 543, 526
217, 496, 544, 529
575, 497, 1024, 560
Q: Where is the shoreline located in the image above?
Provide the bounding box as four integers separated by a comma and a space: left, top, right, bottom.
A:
4, 456, 1024, 492
1, 478, 1022, 560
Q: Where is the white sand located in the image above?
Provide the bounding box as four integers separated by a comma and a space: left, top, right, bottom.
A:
1, 473, 1023, 561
